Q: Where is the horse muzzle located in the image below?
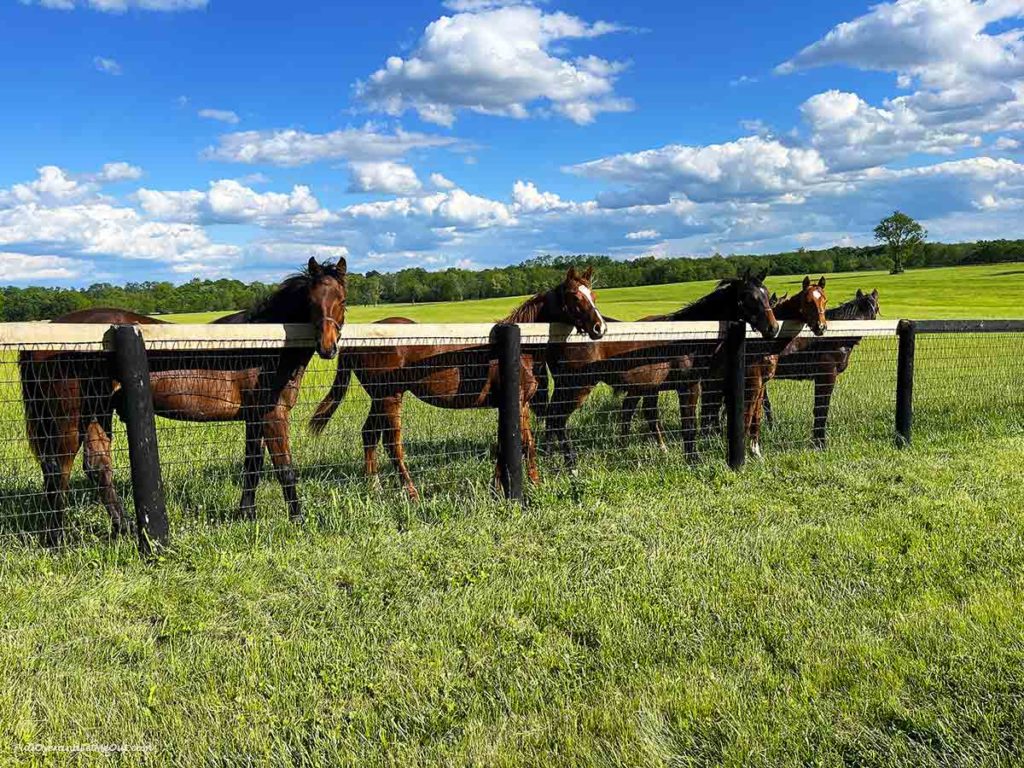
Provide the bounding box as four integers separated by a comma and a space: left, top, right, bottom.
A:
587, 321, 607, 340
813, 323, 827, 337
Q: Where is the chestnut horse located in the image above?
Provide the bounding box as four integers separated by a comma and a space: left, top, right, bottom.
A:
309, 267, 607, 500
19, 257, 346, 542
700, 275, 828, 457
538, 272, 780, 466
762, 288, 880, 446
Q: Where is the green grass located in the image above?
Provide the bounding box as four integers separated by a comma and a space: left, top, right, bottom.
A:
1, 262, 1023, 765
164, 262, 1024, 324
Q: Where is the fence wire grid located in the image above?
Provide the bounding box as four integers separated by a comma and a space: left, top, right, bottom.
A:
0, 319, 1021, 545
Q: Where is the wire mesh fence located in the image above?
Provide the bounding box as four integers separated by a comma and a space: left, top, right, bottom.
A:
0, 319, 1021, 548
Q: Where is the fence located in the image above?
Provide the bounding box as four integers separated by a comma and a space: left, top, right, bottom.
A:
0, 318, 1020, 553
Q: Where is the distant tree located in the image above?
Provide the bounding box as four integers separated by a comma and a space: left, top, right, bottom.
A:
874, 211, 926, 274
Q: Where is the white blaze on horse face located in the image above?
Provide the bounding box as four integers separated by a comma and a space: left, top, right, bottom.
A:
812, 290, 822, 301
578, 285, 606, 335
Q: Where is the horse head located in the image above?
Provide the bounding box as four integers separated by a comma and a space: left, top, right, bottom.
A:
855, 288, 881, 319
560, 266, 607, 340
798, 275, 829, 336
306, 256, 348, 360
736, 270, 780, 339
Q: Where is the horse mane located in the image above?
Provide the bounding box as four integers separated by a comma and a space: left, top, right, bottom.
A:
662, 278, 741, 321
502, 288, 555, 323
218, 260, 345, 325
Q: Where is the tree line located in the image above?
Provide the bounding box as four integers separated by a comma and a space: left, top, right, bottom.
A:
2, 238, 1023, 322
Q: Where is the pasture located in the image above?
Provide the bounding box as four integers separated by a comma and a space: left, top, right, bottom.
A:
0, 262, 1023, 765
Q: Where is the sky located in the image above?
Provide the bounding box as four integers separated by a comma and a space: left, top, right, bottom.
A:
1, 0, 1024, 286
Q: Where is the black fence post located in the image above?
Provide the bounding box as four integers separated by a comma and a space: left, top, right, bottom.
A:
493, 323, 524, 502
112, 325, 169, 554
724, 321, 747, 470
896, 319, 916, 448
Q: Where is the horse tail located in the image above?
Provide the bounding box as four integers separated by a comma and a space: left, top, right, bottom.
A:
309, 352, 354, 435
18, 352, 49, 465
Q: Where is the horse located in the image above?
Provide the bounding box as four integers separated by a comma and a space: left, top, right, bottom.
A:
19, 257, 347, 543
537, 271, 780, 466
709, 275, 829, 457
761, 288, 880, 446
308, 266, 607, 500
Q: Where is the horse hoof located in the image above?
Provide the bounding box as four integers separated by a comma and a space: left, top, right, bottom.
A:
239, 506, 257, 521
290, 514, 306, 525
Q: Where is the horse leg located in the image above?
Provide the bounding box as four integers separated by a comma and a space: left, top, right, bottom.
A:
262, 409, 303, 524
812, 369, 837, 450
40, 424, 80, 547
642, 394, 668, 452
745, 366, 765, 458
618, 391, 640, 443
238, 418, 265, 520
763, 387, 774, 428
361, 406, 386, 491
381, 396, 418, 501
701, 379, 724, 436
521, 398, 540, 485
679, 382, 701, 462
81, 417, 129, 536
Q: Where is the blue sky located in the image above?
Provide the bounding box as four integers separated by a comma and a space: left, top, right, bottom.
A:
1, 0, 1023, 285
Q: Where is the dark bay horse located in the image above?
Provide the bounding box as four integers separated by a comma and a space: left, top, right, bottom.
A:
538, 272, 780, 465
19, 257, 346, 542
762, 288, 880, 446
309, 267, 607, 500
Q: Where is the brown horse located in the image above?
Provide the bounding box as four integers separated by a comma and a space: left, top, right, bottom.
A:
309, 267, 607, 499
738, 275, 829, 456
19, 257, 346, 542
762, 288, 880, 446
539, 272, 780, 465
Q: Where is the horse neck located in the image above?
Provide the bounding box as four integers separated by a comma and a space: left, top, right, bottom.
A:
772, 293, 805, 321
504, 291, 553, 324
239, 284, 311, 324
826, 299, 865, 321
668, 284, 736, 321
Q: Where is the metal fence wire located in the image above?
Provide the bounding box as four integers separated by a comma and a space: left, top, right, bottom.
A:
0, 319, 1021, 547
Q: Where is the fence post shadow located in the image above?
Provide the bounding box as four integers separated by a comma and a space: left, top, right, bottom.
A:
112, 325, 170, 555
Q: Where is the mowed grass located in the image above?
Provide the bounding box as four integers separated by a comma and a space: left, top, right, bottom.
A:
0, 263, 1023, 764
164, 262, 1024, 325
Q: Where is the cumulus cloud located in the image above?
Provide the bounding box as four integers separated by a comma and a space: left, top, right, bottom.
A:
93, 56, 122, 76
198, 108, 240, 125
781, 0, 1024, 167
357, 4, 632, 125
625, 229, 660, 240
0, 252, 86, 282
348, 161, 422, 195
138, 179, 331, 227
22, 0, 207, 11
429, 172, 457, 190
205, 125, 459, 167
95, 162, 144, 182
567, 136, 828, 206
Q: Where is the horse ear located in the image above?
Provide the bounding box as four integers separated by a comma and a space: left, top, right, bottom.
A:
308, 256, 323, 276
871, 288, 879, 298
336, 257, 347, 276
818, 275, 827, 288
756, 270, 768, 284
802, 276, 811, 289
856, 288, 864, 299
582, 266, 594, 281
566, 266, 578, 281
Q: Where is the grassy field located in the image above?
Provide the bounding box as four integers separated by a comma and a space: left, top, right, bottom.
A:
0, 262, 1023, 765
164, 262, 1024, 324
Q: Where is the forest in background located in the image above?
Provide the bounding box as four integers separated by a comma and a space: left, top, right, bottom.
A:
2, 238, 1023, 322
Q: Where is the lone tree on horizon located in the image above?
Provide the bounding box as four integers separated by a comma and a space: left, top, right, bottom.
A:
874, 211, 926, 274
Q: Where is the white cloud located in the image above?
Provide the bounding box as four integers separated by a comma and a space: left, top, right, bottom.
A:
138, 179, 331, 227
511, 180, 573, 212
93, 56, 122, 76
205, 126, 459, 167
429, 172, 457, 190
357, 4, 632, 126
22, 0, 207, 11
95, 162, 143, 182
348, 161, 422, 195
568, 136, 828, 206
625, 229, 660, 240
198, 108, 240, 125
781, 0, 1024, 167
0, 252, 86, 282
995, 136, 1022, 149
